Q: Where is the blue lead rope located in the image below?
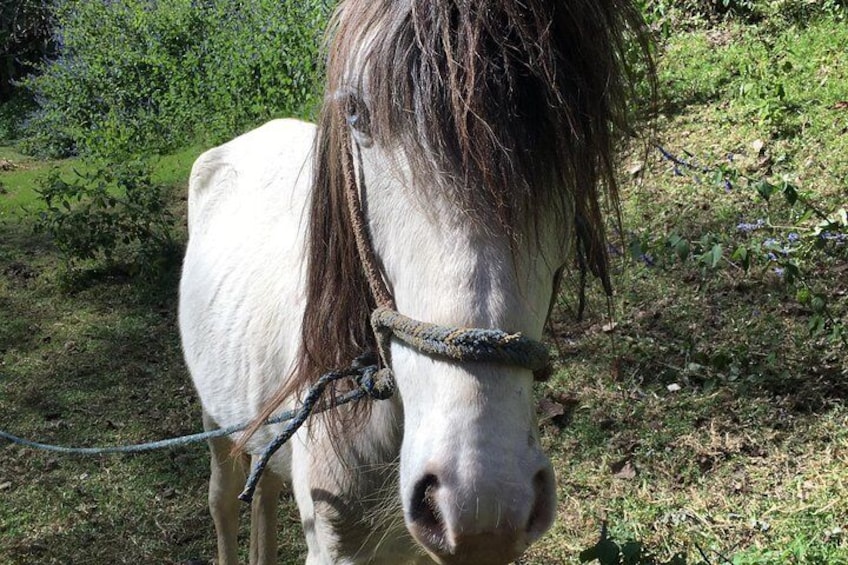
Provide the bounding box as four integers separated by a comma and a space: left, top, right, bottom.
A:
0, 356, 388, 458
238, 355, 394, 503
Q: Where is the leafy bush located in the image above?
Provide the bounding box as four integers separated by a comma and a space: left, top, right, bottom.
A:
21, 0, 329, 158
579, 524, 709, 564
638, 0, 846, 35
35, 157, 176, 278
23, 0, 330, 277
197, 1, 329, 140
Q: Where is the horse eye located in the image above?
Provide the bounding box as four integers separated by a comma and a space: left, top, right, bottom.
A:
345, 95, 373, 147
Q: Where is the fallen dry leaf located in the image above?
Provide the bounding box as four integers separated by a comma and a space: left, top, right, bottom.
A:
537, 394, 577, 429
538, 397, 565, 423
610, 458, 637, 480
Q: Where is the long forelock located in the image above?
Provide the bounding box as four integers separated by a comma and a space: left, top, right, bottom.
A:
253, 0, 654, 431
331, 0, 652, 255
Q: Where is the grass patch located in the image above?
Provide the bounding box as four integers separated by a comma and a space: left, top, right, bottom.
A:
0, 143, 204, 217
524, 15, 848, 565
0, 141, 307, 564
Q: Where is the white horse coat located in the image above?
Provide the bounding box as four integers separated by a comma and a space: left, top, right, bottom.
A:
180, 117, 556, 564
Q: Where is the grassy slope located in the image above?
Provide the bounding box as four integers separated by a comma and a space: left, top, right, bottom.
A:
524, 16, 848, 565
1, 16, 846, 565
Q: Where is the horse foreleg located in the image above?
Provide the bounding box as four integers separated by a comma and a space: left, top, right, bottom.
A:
204, 411, 248, 565
248, 455, 286, 565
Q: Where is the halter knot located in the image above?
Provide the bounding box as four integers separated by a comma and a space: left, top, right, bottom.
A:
356, 366, 396, 400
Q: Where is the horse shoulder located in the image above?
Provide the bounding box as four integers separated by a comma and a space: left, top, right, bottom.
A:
187, 118, 316, 235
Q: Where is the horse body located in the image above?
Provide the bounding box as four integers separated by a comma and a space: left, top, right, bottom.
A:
181, 118, 414, 563
181, 119, 311, 454
180, 0, 652, 563
180, 115, 557, 563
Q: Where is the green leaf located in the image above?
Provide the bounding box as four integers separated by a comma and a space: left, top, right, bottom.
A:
668, 233, 690, 261
783, 263, 800, 284
596, 539, 621, 565
711, 169, 725, 186
754, 180, 776, 201
808, 314, 825, 336
629, 238, 644, 261
699, 244, 723, 269
782, 182, 798, 205
621, 541, 643, 564
732, 245, 750, 270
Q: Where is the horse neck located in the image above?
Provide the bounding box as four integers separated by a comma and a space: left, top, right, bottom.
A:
309, 391, 403, 499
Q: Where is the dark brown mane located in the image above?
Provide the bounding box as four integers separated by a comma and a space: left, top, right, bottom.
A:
255, 0, 654, 427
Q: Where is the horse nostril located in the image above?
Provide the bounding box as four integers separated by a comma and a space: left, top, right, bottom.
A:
526, 467, 556, 539
409, 473, 448, 548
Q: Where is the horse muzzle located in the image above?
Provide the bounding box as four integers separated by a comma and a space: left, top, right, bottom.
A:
404, 455, 556, 564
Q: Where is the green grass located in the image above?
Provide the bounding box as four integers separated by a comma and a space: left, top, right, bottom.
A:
0, 131, 317, 563
519, 14, 848, 565
0, 148, 72, 216
2, 13, 848, 565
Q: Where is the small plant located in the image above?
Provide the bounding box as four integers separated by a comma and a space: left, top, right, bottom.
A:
627, 146, 847, 346
734, 37, 800, 138
579, 523, 709, 564
35, 156, 175, 278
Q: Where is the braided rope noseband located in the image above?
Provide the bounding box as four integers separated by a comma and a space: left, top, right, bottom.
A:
372, 307, 550, 372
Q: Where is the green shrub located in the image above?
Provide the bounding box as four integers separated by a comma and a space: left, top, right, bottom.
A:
638, 0, 846, 34
21, 0, 330, 158
23, 0, 330, 277
35, 157, 176, 277
197, 1, 329, 140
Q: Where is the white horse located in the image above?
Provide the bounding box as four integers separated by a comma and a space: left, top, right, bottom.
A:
179, 1, 651, 564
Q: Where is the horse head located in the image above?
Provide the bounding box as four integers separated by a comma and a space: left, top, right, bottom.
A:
296, 1, 652, 562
